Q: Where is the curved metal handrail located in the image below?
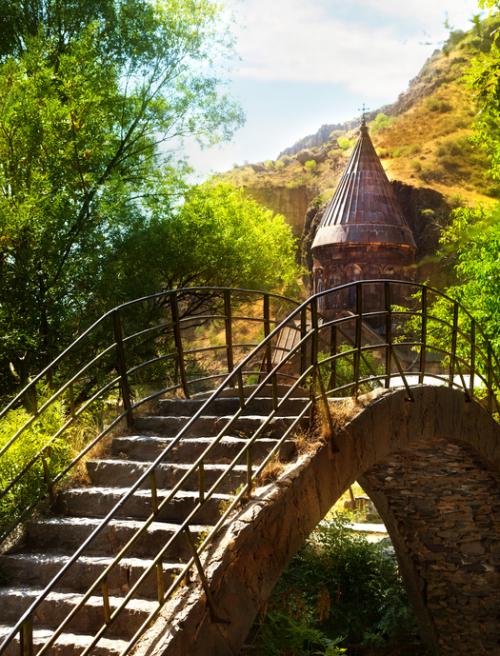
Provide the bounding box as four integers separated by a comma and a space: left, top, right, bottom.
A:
0, 280, 498, 656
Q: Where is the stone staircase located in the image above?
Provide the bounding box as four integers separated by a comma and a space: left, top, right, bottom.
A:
0, 388, 308, 656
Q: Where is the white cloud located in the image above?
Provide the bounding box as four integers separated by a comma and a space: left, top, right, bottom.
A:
227, 0, 479, 95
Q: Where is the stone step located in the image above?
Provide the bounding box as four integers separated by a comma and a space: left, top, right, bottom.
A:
56, 487, 228, 524
86, 459, 246, 493
0, 552, 182, 600
133, 415, 298, 439
0, 587, 156, 639
195, 384, 308, 399
0, 625, 127, 656
157, 396, 309, 417
25, 517, 210, 561
112, 435, 296, 464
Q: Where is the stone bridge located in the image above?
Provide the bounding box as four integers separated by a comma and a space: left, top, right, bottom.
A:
142, 386, 500, 656
0, 282, 499, 656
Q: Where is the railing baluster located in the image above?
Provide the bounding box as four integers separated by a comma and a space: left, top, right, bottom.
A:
300, 306, 307, 376
263, 294, 272, 373
224, 290, 234, 375
329, 324, 337, 392
354, 283, 362, 396
246, 445, 253, 499
236, 368, 245, 410
169, 292, 190, 398
384, 282, 392, 389
156, 559, 165, 603
470, 320, 476, 401
183, 526, 228, 623
102, 578, 111, 624
310, 297, 319, 426
20, 617, 33, 656
149, 471, 159, 515
112, 310, 134, 428
449, 303, 459, 388
419, 287, 427, 385
199, 461, 205, 504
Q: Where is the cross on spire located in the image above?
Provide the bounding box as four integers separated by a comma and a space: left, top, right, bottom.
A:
358, 103, 369, 127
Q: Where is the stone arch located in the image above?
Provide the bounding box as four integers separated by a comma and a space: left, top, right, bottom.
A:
144, 387, 500, 656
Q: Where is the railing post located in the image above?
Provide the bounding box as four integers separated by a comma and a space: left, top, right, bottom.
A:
384, 282, 392, 389
328, 324, 337, 392
263, 294, 272, 373
300, 306, 308, 376
184, 526, 227, 623
149, 471, 159, 515
449, 303, 459, 388
101, 578, 111, 624
169, 292, 190, 399
310, 297, 319, 427
223, 290, 234, 375
246, 445, 253, 500
418, 287, 427, 385
199, 461, 205, 504
354, 283, 362, 396
470, 320, 476, 401
112, 310, 134, 429
20, 617, 33, 656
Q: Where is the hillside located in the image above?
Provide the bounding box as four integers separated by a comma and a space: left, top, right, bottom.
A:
222, 19, 500, 259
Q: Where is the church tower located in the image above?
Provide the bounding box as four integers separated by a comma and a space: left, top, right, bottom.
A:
311, 120, 416, 314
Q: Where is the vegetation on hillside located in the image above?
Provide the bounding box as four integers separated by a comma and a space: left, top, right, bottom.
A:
429, 0, 500, 360
0, 1, 301, 399
223, 14, 500, 209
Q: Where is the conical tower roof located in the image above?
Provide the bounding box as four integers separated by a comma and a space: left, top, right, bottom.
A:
312, 124, 416, 250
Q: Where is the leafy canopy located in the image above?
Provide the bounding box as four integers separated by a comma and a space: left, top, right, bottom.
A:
0, 0, 275, 396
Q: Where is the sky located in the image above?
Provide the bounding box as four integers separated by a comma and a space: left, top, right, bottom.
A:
186, 0, 481, 179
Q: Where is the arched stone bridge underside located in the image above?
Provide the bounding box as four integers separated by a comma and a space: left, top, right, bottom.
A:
140, 386, 500, 656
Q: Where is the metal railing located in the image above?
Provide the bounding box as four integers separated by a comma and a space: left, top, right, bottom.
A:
0, 287, 300, 546
0, 280, 498, 656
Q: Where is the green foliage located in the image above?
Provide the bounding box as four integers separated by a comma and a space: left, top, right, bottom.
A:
304, 159, 318, 173
436, 205, 500, 356
250, 517, 423, 655
369, 113, 393, 134
0, 398, 69, 532
0, 1, 245, 396
337, 137, 354, 151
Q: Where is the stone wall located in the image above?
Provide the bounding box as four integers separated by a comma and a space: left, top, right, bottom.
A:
363, 440, 500, 654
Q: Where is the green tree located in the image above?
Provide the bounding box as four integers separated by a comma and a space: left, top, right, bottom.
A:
0, 1, 244, 394
93, 181, 301, 304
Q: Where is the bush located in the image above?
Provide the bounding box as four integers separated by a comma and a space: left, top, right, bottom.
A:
250, 516, 425, 655
337, 137, 354, 151
370, 113, 393, 134
425, 97, 452, 113
0, 399, 70, 533
304, 159, 318, 173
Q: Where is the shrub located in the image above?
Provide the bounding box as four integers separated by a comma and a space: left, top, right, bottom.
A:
370, 113, 393, 134
304, 159, 318, 173
337, 137, 354, 151
0, 399, 70, 533
425, 97, 452, 113
250, 516, 424, 655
